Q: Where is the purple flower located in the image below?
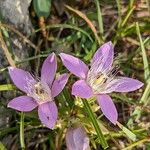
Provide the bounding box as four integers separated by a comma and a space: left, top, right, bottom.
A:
60, 41, 143, 124
66, 126, 90, 150
8, 53, 69, 129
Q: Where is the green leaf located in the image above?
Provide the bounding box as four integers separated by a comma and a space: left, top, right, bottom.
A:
33, 0, 51, 18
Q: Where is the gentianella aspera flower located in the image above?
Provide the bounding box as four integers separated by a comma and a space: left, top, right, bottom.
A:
66, 126, 90, 150
60, 42, 143, 124
8, 53, 69, 129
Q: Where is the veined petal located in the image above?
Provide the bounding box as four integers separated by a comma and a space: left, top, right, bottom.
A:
41, 53, 57, 87
8, 67, 36, 93
66, 127, 90, 150
51, 73, 69, 97
38, 101, 58, 129
97, 94, 118, 124
59, 53, 89, 79
66, 128, 76, 150
91, 41, 114, 73
104, 77, 144, 93
8, 96, 37, 112
73, 127, 90, 150
72, 80, 93, 99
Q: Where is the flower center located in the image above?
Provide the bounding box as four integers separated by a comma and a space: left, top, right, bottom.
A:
87, 63, 119, 94
27, 80, 53, 104
93, 74, 107, 85
87, 72, 108, 94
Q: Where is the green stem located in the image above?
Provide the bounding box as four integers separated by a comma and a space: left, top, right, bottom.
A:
82, 99, 108, 149
20, 112, 25, 150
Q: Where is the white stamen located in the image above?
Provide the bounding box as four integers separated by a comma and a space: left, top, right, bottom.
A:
25, 76, 53, 104
87, 57, 119, 94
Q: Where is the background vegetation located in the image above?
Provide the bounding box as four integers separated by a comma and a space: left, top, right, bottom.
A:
0, 0, 150, 149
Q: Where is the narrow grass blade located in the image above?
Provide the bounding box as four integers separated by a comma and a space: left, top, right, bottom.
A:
127, 81, 150, 126
115, 0, 122, 27
140, 81, 150, 105
117, 122, 136, 141
129, 0, 135, 9
94, 0, 104, 37
1, 23, 38, 51
17, 54, 48, 64
82, 99, 108, 149
136, 22, 150, 82
0, 67, 8, 72
122, 138, 150, 150
34, 24, 93, 42
65, 5, 100, 44
0, 26, 15, 67
0, 84, 15, 91
127, 36, 150, 61
121, 6, 135, 27
146, 0, 150, 14
0, 127, 17, 139
62, 88, 74, 109
127, 23, 150, 126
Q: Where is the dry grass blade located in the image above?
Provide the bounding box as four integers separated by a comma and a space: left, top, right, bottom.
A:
65, 5, 101, 44
0, 28, 16, 67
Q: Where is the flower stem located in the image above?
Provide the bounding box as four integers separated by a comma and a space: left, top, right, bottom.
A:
82, 99, 108, 149
20, 112, 25, 150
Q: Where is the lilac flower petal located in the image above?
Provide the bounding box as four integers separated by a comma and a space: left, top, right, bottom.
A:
113, 77, 143, 92
8, 96, 37, 112
51, 73, 69, 97
60, 53, 89, 79
8, 67, 36, 93
66, 128, 76, 150
104, 77, 144, 93
97, 94, 118, 124
72, 80, 93, 98
91, 41, 114, 72
41, 53, 57, 87
38, 101, 58, 129
73, 127, 90, 150
66, 127, 90, 150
